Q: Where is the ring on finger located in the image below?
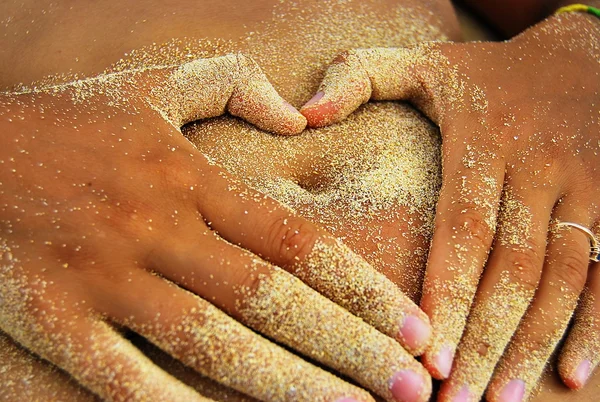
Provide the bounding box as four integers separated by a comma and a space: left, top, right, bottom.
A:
554, 221, 600, 262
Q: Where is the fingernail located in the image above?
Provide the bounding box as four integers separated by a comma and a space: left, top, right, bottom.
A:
574, 360, 591, 387
434, 346, 454, 378
498, 379, 525, 402
389, 370, 426, 402
335, 398, 361, 402
284, 101, 301, 114
399, 314, 431, 351
452, 385, 471, 402
303, 91, 324, 108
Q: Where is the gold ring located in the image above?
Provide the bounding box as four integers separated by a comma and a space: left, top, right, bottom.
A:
555, 221, 600, 262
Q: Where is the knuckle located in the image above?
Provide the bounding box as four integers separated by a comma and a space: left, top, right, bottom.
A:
550, 249, 589, 293
444, 208, 493, 251
209, 53, 238, 72
234, 53, 262, 76
100, 200, 162, 245
81, 258, 132, 288
159, 157, 205, 197
267, 215, 319, 266
166, 164, 197, 189
332, 49, 367, 70
331, 49, 367, 75
503, 244, 543, 293
332, 49, 355, 64
234, 260, 266, 297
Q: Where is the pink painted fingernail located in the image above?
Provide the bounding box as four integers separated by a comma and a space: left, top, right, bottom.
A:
574, 360, 591, 387
389, 370, 426, 402
434, 346, 454, 378
399, 315, 431, 351
452, 385, 471, 402
303, 91, 324, 107
335, 398, 361, 402
498, 379, 525, 402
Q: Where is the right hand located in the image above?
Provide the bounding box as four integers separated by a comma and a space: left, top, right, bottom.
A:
299, 13, 600, 399
0, 54, 432, 402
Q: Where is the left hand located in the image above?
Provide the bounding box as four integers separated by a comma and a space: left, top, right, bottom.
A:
0, 53, 431, 402
300, 11, 600, 401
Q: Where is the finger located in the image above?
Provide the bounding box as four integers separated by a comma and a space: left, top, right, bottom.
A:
438, 184, 553, 401
558, 263, 600, 389
131, 337, 257, 402
300, 44, 444, 128
486, 200, 591, 402
144, 54, 306, 134
146, 223, 431, 402
419, 150, 505, 379
0, 295, 206, 402
144, 215, 272, 314
240, 268, 432, 402
195, 165, 432, 355
0, 329, 98, 402
102, 270, 375, 402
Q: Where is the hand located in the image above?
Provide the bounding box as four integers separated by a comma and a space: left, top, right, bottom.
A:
0, 54, 433, 402
300, 12, 600, 401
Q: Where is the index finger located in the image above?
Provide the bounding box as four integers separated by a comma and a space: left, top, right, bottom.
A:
197, 167, 433, 356
134, 54, 307, 134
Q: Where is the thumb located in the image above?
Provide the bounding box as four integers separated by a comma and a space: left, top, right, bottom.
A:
300, 43, 446, 128
143, 53, 306, 135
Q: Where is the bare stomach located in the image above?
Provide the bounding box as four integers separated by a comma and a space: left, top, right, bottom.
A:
0, 1, 592, 401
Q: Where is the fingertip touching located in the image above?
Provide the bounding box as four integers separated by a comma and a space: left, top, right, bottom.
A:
145, 54, 307, 136
300, 93, 345, 128
300, 50, 372, 128
227, 54, 307, 135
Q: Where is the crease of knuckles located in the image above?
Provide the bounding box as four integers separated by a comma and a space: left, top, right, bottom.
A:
266, 215, 321, 270
352, 45, 445, 119
549, 247, 591, 295
548, 220, 595, 291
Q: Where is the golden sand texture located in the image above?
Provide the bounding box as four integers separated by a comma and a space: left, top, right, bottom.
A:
0, 241, 209, 402
186, 102, 442, 301
1, 1, 454, 401
239, 268, 430, 401
125, 295, 372, 402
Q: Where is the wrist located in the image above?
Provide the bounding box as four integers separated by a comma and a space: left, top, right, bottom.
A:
530, 1, 600, 34
553, 0, 600, 11
548, 2, 600, 28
